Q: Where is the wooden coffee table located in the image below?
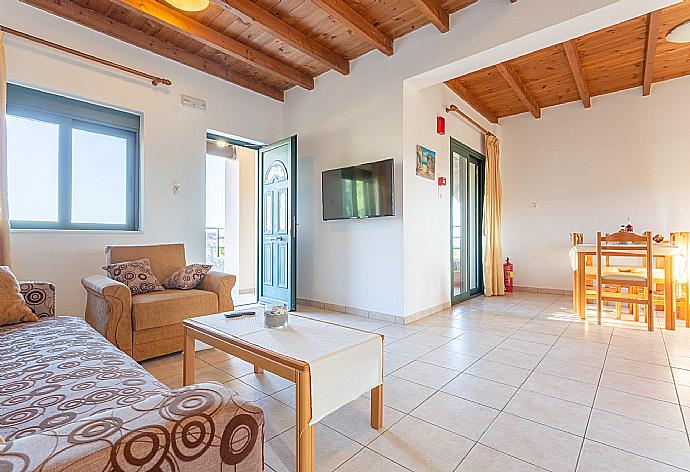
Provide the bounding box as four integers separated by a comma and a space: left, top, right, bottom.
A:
183, 310, 384, 472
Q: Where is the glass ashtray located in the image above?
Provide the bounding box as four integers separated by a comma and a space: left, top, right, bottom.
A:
264, 307, 288, 329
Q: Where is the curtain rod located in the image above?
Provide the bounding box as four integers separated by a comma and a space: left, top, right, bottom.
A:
445, 104, 494, 136
0, 25, 172, 87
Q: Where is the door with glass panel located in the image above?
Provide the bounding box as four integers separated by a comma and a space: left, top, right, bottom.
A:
451, 138, 484, 304
258, 136, 297, 310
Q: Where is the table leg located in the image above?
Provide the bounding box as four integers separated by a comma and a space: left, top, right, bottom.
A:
665, 255, 676, 330
254, 366, 264, 374
183, 329, 195, 386
296, 370, 314, 472
578, 252, 586, 319
371, 384, 383, 429
573, 266, 579, 315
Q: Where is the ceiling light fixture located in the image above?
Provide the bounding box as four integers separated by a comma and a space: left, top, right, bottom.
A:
667, 20, 690, 43
165, 0, 210, 12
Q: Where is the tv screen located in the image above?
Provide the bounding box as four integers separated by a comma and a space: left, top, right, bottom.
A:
322, 159, 395, 220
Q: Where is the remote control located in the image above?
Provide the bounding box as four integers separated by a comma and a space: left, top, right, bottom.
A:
224, 311, 256, 319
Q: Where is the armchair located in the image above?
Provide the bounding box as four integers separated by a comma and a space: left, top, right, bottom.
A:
82, 243, 236, 361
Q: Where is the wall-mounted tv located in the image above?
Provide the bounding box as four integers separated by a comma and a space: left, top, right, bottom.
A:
322, 158, 395, 221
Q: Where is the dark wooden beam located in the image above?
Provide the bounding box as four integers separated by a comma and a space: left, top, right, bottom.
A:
445, 81, 498, 124
410, 0, 449, 33
210, 0, 349, 75
563, 40, 591, 108
495, 62, 540, 119
643, 9, 661, 96
19, 0, 284, 101
309, 0, 394, 56
110, 0, 314, 90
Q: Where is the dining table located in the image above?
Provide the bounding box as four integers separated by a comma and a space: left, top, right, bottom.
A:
570, 243, 682, 330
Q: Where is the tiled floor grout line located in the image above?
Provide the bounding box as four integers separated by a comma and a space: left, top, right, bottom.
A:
465, 302, 577, 471
659, 323, 690, 446
573, 316, 613, 472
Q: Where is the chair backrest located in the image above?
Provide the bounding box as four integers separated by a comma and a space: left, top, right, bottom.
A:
105, 243, 187, 282
596, 231, 652, 284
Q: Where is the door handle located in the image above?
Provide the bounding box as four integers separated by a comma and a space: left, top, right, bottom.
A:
267, 236, 285, 242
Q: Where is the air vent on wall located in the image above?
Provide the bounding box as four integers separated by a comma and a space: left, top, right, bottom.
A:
181, 94, 207, 112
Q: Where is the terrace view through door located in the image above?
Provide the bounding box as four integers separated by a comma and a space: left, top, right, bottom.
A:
258, 136, 297, 310
451, 138, 484, 304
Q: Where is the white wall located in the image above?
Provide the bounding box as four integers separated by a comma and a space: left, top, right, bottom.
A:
402, 83, 493, 317
501, 75, 690, 291
5, 1, 283, 315
285, 0, 657, 318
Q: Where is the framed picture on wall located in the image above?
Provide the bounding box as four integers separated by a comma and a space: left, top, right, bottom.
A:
416, 145, 436, 180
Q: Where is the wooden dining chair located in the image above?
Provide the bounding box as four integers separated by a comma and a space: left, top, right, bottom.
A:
596, 231, 654, 331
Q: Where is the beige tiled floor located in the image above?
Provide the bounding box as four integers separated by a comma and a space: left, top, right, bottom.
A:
142, 293, 690, 471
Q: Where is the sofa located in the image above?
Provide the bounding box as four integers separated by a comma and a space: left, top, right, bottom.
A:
82, 243, 236, 361
0, 282, 264, 471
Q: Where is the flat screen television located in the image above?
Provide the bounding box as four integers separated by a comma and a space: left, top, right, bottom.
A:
322, 158, 395, 220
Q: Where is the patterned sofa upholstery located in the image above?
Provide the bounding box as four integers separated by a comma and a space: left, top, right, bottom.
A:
0, 283, 264, 471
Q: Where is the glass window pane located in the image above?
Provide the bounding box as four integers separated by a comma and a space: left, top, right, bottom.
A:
71, 128, 128, 224
6, 115, 59, 222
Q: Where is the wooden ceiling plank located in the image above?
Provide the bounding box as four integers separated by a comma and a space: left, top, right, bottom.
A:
445, 81, 498, 124
563, 40, 591, 108
210, 0, 349, 74
109, 0, 314, 89
19, 0, 284, 101
495, 62, 541, 119
643, 9, 661, 96
308, 0, 394, 56
409, 0, 449, 33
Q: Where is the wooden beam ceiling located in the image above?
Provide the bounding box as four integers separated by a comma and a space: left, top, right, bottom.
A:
563, 40, 591, 108
110, 0, 314, 90
309, 0, 394, 56
495, 62, 541, 119
410, 0, 449, 33
210, 0, 349, 75
445, 81, 498, 124
19, 0, 284, 100
643, 10, 662, 96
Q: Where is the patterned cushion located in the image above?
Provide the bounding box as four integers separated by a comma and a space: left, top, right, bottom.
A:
19, 281, 55, 319
0, 267, 37, 327
163, 264, 213, 290
102, 259, 164, 295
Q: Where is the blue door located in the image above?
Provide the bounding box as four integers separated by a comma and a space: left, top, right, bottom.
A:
258, 136, 297, 310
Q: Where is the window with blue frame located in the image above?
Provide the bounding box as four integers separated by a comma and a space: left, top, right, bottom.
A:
6, 84, 140, 230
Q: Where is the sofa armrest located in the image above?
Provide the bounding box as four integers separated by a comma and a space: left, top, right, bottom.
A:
0, 382, 265, 472
198, 270, 236, 312
19, 281, 55, 318
81, 275, 133, 355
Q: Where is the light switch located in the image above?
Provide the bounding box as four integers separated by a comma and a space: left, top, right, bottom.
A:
173, 179, 183, 196
530, 202, 539, 209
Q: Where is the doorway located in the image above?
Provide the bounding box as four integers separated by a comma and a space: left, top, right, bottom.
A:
450, 138, 484, 304
205, 133, 259, 306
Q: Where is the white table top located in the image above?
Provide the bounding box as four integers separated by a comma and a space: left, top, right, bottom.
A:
190, 306, 383, 425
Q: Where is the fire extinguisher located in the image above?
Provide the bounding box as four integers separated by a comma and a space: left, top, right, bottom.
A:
504, 258, 514, 293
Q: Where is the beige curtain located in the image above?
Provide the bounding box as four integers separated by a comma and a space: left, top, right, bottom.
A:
0, 32, 12, 267
483, 134, 503, 296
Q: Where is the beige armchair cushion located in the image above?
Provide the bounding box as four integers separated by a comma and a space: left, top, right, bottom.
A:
106, 243, 186, 282
131, 289, 218, 330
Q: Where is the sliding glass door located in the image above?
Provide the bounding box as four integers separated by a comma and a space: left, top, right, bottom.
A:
451, 138, 485, 304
